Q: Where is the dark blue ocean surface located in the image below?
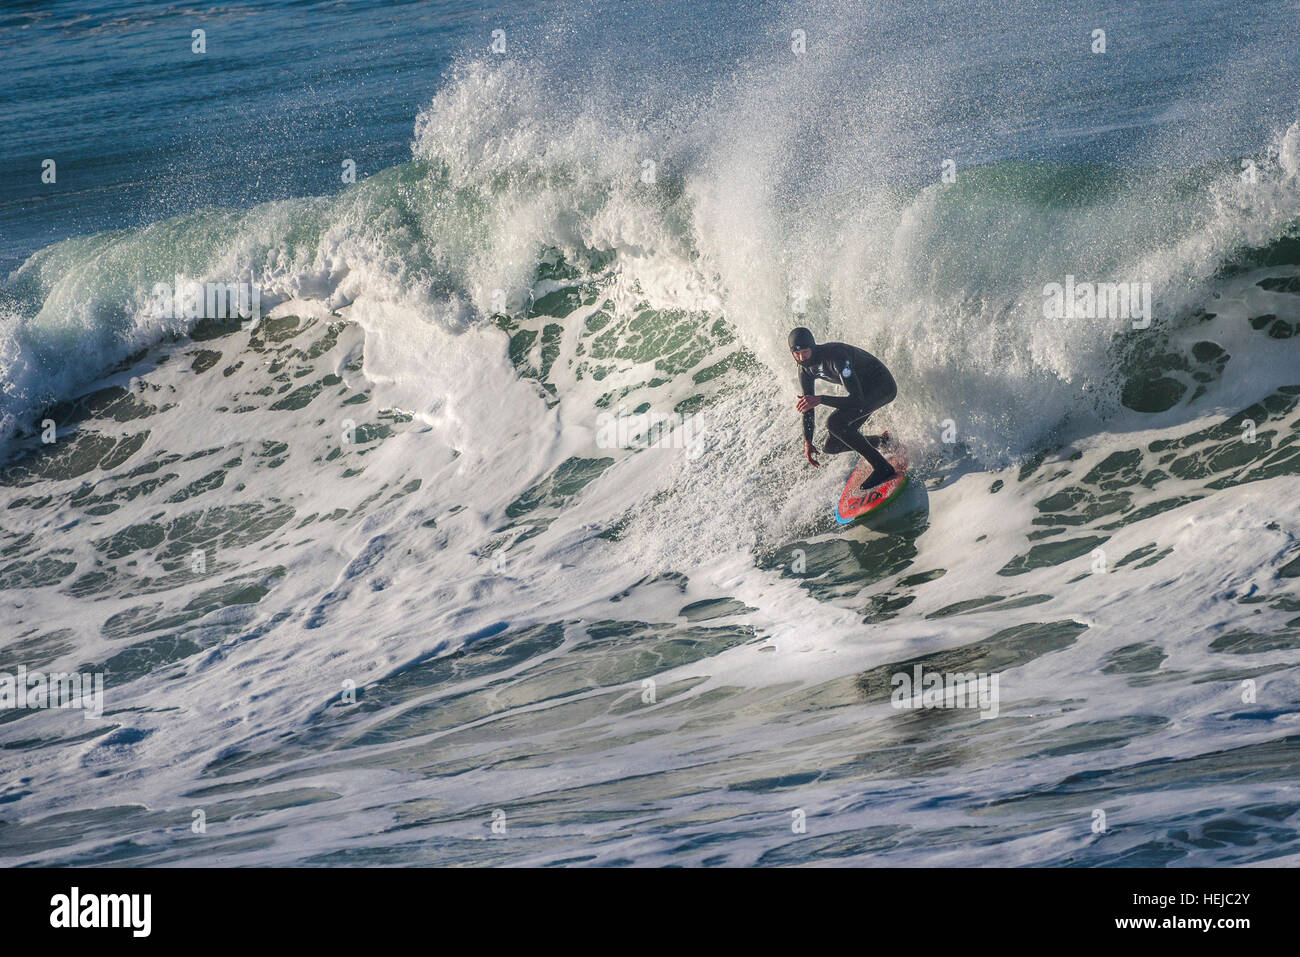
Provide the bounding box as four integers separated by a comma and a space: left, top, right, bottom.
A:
4, 0, 1298, 276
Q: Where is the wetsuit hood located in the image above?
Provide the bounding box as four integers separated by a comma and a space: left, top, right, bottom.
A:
788, 327, 816, 353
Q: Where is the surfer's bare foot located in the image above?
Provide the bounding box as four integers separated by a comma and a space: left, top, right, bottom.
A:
858, 465, 897, 491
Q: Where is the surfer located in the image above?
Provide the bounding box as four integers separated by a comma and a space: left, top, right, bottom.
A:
789, 326, 898, 490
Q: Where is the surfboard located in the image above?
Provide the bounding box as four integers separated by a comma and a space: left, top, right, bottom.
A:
835, 435, 909, 525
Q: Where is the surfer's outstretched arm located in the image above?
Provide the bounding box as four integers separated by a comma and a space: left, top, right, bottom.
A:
797, 367, 820, 467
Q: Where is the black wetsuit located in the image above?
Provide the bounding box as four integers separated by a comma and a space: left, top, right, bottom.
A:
797, 342, 897, 477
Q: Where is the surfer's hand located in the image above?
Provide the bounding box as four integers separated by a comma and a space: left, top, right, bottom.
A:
804, 440, 820, 468
795, 394, 821, 414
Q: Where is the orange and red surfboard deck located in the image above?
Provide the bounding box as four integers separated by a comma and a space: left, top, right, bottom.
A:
835, 440, 910, 525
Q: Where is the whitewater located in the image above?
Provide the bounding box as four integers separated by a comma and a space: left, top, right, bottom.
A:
2, 0, 1300, 866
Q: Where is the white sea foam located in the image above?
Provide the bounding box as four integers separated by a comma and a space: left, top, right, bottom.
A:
2, 27, 1300, 866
